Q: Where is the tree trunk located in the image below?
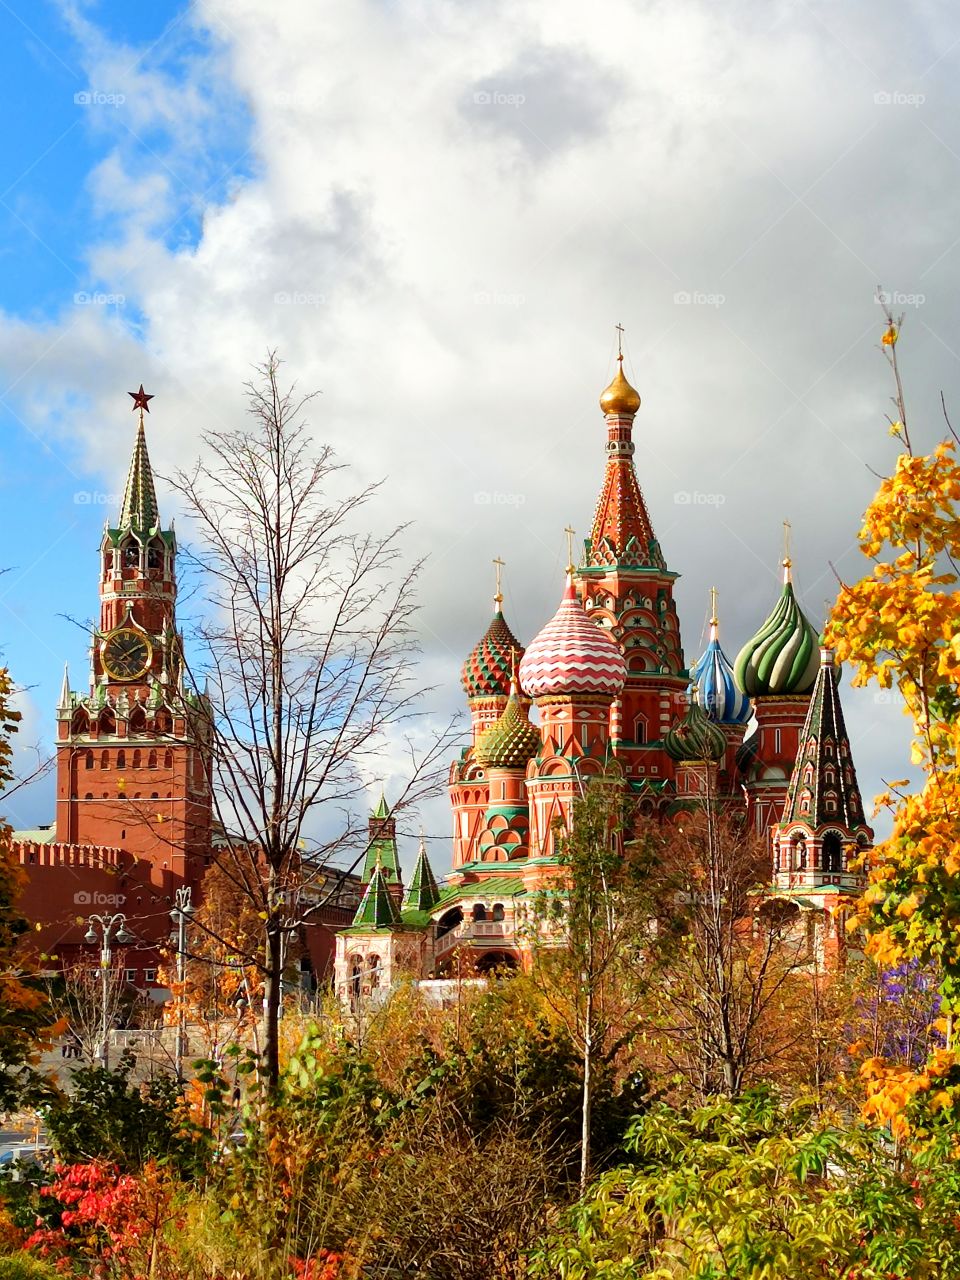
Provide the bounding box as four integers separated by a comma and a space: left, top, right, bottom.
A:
263, 920, 283, 1091
580, 984, 592, 1194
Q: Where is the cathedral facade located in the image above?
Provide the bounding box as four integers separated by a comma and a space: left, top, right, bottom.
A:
335, 352, 873, 998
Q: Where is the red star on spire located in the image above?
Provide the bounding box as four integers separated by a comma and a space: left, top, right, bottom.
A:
128, 385, 154, 413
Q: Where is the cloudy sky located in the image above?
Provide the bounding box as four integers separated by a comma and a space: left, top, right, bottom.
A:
1, 0, 956, 869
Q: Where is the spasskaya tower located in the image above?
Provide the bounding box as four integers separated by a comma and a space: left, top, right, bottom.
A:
53, 388, 211, 918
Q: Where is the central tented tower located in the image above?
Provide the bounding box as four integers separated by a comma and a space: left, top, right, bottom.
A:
575, 350, 688, 798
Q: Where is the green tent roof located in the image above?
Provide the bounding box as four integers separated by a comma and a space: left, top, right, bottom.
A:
351, 864, 399, 928
403, 838, 440, 912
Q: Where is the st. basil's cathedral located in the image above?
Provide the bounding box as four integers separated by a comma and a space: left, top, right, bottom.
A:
334, 348, 874, 996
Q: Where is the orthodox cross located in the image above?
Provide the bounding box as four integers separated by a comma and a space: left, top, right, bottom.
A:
493, 556, 505, 608
615, 322, 625, 361
782, 518, 792, 566
710, 585, 719, 627
564, 525, 576, 574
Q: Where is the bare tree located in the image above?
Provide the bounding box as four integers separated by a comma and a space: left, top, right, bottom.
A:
645, 791, 811, 1099
166, 354, 456, 1089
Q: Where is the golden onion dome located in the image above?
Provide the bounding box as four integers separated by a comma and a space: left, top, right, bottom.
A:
599, 355, 641, 416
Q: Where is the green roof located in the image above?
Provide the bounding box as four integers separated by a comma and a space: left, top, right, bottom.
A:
437, 876, 528, 900
403, 839, 440, 912
11, 826, 56, 845
351, 865, 399, 928
372, 791, 390, 819
119, 419, 161, 533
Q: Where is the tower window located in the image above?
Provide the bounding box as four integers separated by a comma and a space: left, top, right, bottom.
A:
101, 751, 110, 770
122, 541, 139, 569
84, 750, 93, 769
148, 749, 158, 769
147, 541, 164, 570
116, 750, 126, 769
164, 749, 173, 769
775, 728, 782, 754
132, 749, 142, 769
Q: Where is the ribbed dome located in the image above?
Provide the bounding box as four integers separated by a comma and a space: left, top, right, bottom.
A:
461, 609, 523, 700
474, 681, 541, 769
519, 576, 627, 700
734, 568, 820, 697
599, 356, 641, 417
664, 698, 727, 762
691, 620, 752, 725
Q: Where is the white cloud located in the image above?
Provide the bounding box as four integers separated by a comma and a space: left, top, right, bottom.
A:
4, 0, 960, 852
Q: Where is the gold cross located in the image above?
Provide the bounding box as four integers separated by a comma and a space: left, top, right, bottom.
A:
710, 585, 718, 627
564, 526, 576, 574
782, 519, 792, 567
615, 322, 625, 360
493, 556, 505, 607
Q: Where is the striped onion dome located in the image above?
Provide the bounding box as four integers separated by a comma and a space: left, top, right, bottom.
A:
664, 697, 727, 762
474, 678, 541, 769
461, 608, 524, 700
690, 616, 752, 725
733, 563, 820, 698
519, 575, 627, 700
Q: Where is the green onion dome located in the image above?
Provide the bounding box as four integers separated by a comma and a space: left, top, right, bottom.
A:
733, 563, 820, 698
664, 697, 727, 763
474, 679, 541, 769
461, 607, 524, 701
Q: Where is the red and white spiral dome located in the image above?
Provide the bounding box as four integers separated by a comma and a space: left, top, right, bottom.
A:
519, 576, 627, 699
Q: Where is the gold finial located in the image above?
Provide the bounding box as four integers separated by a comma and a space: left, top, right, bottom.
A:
599, 327, 641, 416
493, 556, 505, 610
709, 586, 719, 628
782, 520, 793, 584
564, 526, 576, 575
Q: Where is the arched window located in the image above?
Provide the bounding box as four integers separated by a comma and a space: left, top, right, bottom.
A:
100, 710, 116, 735
823, 833, 844, 875
116, 750, 126, 769
72, 709, 89, 735
472, 904, 487, 922
129, 707, 147, 735
147, 539, 164, 570
84, 750, 93, 769
368, 954, 381, 990
103, 549, 114, 573
148, 749, 157, 769
156, 710, 172, 735
84, 793, 93, 801
164, 749, 173, 769
793, 837, 807, 871
100, 750, 110, 770
132, 749, 142, 769
122, 540, 139, 569
491, 903, 505, 922
633, 716, 647, 745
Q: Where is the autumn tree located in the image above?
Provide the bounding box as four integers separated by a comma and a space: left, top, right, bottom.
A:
526, 773, 664, 1191
641, 796, 811, 1100
165, 354, 455, 1090
0, 667, 56, 1104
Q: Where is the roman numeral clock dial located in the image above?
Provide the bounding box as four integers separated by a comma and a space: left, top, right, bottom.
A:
101, 628, 152, 682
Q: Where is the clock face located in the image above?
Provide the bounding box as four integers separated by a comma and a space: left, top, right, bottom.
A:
101, 628, 152, 682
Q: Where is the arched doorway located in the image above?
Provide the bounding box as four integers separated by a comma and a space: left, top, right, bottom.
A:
475, 950, 519, 975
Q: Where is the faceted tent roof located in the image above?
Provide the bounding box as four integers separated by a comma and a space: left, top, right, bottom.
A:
461, 609, 524, 701
519, 575, 627, 700
781, 649, 870, 832
403, 837, 441, 913
119, 419, 161, 534
351, 864, 399, 928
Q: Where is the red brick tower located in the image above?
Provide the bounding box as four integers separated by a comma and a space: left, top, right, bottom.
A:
53, 389, 211, 928
575, 346, 688, 802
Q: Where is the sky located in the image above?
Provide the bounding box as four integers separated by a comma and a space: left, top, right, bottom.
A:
1, 0, 957, 872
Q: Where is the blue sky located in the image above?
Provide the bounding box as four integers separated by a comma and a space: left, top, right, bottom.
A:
0, 0, 954, 854
1, 0, 249, 828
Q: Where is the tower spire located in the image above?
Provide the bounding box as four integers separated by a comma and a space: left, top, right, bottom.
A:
120, 389, 160, 532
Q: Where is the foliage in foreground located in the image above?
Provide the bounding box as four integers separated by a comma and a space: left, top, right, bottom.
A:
532, 1087, 960, 1279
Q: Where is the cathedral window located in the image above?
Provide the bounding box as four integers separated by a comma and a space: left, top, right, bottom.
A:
472, 904, 487, 922
84, 750, 93, 769
117, 750, 126, 769
823, 833, 843, 874
148, 750, 158, 768
133, 750, 142, 769
633, 716, 647, 745
164, 749, 174, 769
775, 728, 782, 754
72, 710, 89, 735
129, 708, 147, 735
492, 903, 505, 922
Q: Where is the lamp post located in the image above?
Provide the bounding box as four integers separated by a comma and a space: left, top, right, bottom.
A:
83, 913, 133, 1070
169, 886, 195, 1084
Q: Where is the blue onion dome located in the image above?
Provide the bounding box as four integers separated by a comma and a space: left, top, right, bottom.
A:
733, 560, 820, 698
474, 675, 541, 770
664, 697, 727, 763
690, 603, 752, 726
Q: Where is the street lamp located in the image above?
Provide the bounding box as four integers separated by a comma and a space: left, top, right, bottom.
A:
169, 886, 195, 1084
84, 913, 134, 1070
